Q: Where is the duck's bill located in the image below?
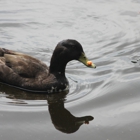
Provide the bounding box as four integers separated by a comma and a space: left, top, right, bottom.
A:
78, 52, 96, 68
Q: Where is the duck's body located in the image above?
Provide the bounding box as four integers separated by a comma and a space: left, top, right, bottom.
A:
0, 39, 96, 93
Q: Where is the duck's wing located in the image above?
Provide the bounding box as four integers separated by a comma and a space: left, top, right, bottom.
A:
0, 48, 49, 79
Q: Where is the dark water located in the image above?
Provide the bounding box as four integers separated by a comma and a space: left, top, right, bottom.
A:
0, 0, 140, 139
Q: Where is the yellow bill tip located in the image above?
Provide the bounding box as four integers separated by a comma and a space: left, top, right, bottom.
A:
78, 53, 96, 68
87, 61, 96, 68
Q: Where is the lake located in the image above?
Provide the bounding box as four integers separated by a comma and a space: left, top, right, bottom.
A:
0, 0, 140, 140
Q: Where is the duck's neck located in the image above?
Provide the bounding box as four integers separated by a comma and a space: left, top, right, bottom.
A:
49, 57, 67, 76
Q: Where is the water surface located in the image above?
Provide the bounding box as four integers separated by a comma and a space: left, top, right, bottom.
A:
0, 0, 140, 140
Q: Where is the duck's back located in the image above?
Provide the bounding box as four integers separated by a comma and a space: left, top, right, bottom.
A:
0, 48, 50, 89
0, 48, 49, 77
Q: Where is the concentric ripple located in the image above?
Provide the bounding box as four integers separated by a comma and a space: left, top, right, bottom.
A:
0, 0, 140, 113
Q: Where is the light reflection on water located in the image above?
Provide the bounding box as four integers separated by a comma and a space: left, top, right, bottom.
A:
0, 0, 140, 140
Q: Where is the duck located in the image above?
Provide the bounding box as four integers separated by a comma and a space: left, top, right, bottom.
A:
0, 39, 96, 93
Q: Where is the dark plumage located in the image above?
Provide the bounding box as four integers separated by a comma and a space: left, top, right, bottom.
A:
0, 39, 96, 93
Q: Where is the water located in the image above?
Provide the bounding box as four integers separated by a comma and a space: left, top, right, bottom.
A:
0, 0, 140, 139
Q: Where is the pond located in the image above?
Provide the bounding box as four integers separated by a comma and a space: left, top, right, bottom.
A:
0, 0, 140, 140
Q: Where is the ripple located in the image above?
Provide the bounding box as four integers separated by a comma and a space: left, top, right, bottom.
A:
0, 70, 101, 111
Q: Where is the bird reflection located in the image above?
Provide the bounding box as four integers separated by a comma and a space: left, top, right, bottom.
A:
0, 83, 94, 134
47, 92, 94, 134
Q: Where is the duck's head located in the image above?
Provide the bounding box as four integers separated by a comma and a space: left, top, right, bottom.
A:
49, 39, 96, 73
